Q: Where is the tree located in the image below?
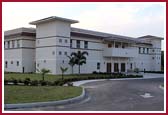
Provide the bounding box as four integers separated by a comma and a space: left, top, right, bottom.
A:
67, 55, 76, 74
60, 66, 68, 80
37, 68, 51, 81
71, 51, 88, 74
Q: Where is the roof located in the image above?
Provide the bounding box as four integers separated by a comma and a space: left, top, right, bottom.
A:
71, 27, 141, 43
29, 16, 79, 25
4, 27, 154, 45
138, 35, 164, 40
4, 27, 36, 37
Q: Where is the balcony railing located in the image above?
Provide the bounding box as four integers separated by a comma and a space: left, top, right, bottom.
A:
103, 48, 138, 57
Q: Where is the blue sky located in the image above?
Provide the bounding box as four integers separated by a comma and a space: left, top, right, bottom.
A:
2, 2, 165, 49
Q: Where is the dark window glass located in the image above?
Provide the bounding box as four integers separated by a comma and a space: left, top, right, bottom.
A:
76, 40, 80, 48
65, 39, 68, 43
59, 51, 62, 55
97, 62, 100, 70
64, 52, 67, 55
84, 41, 88, 49
17, 61, 19, 66
70, 40, 72, 48
59, 39, 62, 43
5, 61, 8, 68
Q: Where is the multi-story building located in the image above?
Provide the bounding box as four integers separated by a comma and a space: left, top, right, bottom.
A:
4, 16, 163, 74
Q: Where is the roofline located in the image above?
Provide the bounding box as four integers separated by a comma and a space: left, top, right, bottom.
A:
4, 27, 36, 37
138, 35, 164, 40
29, 16, 79, 25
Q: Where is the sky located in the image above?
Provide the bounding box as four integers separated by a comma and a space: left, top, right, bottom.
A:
2, 2, 165, 49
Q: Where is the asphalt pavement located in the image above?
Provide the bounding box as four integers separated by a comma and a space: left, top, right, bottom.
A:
8, 77, 164, 111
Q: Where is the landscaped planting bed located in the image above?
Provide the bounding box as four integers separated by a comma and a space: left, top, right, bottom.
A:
4, 73, 143, 86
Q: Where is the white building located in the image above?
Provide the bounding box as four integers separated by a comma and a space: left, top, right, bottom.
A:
4, 16, 163, 74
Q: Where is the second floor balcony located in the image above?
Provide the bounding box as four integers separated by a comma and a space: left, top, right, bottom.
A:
103, 48, 138, 58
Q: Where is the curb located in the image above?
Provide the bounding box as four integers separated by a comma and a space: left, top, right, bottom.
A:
73, 77, 164, 86
5, 87, 86, 109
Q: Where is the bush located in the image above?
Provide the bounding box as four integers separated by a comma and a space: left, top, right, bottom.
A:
30, 80, 39, 86
40, 80, 47, 86
4, 79, 8, 85
92, 71, 98, 74
24, 78, 31, 86
144, 71, 164, 74
11, 78, 18, 85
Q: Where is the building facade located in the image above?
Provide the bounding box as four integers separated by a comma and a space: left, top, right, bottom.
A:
4, 16, 163, 74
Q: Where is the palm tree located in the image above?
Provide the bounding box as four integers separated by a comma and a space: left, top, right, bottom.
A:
71, 51, 88, 74
67, 55, 76, 74
60, 66, 68, 80
37, 68, 51, 81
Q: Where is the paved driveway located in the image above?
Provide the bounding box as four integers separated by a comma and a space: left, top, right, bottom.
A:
10, 78, 164, 111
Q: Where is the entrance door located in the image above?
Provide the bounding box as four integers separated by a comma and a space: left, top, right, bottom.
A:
121, 63, 126, 72
106, 63, 111, 73
114, 63, 119, 72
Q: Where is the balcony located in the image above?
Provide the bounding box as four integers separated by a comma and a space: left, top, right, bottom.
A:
103, 48, 138, 58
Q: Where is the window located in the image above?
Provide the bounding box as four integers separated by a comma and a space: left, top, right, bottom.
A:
97, 62, 100, 70
59, 51, 62, 55
65, 39, 68, 43
130, 63, 132, 69
152, 57, 154, 60
11, 61, 13, 64
52, 51, 55, 55
147, 48, 149, 54
17, 61, 19, 66
64, 52, 67, 55
76, 40, 80, 48
5, 61, 8, 68
4, 41, 5, 48
84, 41, 88, 49
139, 47, 141, 54
17, 40, 20, 48
7, 41, 10, 48
44, 60, 46, 63
70, 40, 72, 48
143, 48, 145, 53
12, 40, 15, 48
108, 44, 112, 48
153, 49, 155, 52
115, 44, 119, 48
59, 39, 62, 43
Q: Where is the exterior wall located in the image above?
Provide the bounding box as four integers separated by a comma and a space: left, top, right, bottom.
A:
4, 36, 35, 73
4, 20, 162, 74
4, 49, 23, 72
35, 20, 71, 74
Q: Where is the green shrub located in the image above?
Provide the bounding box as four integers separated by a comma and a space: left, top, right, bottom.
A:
11, 78, 18, 85
4, 79, 8, 85
39, 80, 47, 86
30, 80, 39, 86
24, 78, 31, 86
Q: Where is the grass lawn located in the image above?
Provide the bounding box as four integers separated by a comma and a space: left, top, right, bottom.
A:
4, 85, 82, 104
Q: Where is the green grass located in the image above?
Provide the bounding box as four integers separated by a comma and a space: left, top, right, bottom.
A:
4, 85, 82, 104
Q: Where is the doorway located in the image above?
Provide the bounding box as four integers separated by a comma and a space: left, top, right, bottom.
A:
114, 63, 119, 72
106, 63, 111, 73
121, 63, 126, 72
